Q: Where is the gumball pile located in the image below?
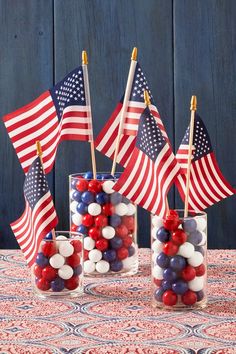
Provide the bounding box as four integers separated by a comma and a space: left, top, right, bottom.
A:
152, 210, 207, 308
70, 172, 138, 275
33, 233, 83, 294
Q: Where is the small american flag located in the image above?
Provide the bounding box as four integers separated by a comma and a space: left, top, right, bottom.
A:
95, 63, 167, 167
113, 107, 180, 217
3, 67, 92, 174
11, 156, 58, 267
176, 114, 236, 211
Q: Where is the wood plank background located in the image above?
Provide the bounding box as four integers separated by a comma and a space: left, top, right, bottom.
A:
0, 0, 235, 249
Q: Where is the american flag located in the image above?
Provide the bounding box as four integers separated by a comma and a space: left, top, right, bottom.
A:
3, 67, 92, 174
11, 156, 58, 267
113, 107, 180, 217
95, 63, 167, 167
176, 114, 236, 211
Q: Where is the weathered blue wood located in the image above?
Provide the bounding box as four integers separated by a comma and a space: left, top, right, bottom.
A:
0, 0, 54, 248
54, 0, 174, 247
174, 0, 236, 248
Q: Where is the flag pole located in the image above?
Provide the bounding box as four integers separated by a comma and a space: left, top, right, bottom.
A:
184, 95, 197, 218
82, 50, 97, 180
111, 47, 138, 175
143, 90, 170, 215
36, 140, 56, 240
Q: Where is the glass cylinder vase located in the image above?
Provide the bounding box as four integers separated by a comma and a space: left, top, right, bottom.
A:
32, 231, 83, 298
151, 210, 207, 310
69, 172, 138, 276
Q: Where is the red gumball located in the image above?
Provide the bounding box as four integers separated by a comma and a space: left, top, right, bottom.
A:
34, 264, 43, 278
70, 239, 82, 253
67, 253, 81, 267
163, 241, 179, 256
163, 210, 180, 231
95, 215, 108, 227
122, 235, 133, 248
122, 216, 135, 231
42, 265, 58, 281
181, 265, 196, 282
88, 180, 102, 193
65, 276, 79, 290
70, 224, 77, 232
82, 214, 94, 227
172, 229, 187, 245
76, 179, 88, 192
162, 290, 178, 306
153, 278, 162, 287
84, 249, 89, 261
195, 264, 206, 276
102, 203, 114, 216
36, 278, 50, 291
95, 238, 108, 251
89, 227, 101, 241
115, 224, 128, 238
181, 290, 197, 305
42, 242, 57, 258
117, 247, 129, 260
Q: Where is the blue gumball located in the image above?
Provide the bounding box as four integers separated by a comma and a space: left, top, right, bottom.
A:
36, 252, 49, 267
156, 227, 170, 243
81, 191, 95, 205
110, 260, 123, 272
162, 280, 172, 291
154, 288, 165, 302
44, 232, 53, 240
156, 252, 170, 268
183, 218, 197, 233
96, 174, 102, 180
71, 179, 77, 189
110, 192, 123, 205
109, 214, 121, 227
169, 255, 186, 271
103, 249, 116, 262
76, 224, 88, 234
76, 202, 88, 215
188, 231, 202, 245
95, 192, 110, 205
110, 236, 123, 250
163, 268, 178, 282
51, 277, 65, 292
74, 264, 83, 276
84, 171, 93, 180
195, 245, 205, 255
196, 290, 205, 302
72, 190, 82, 202
172, 280, 188, 295
122, 196, 130, 205
128, 246, 136, 257
114, 172, 121, 179
102, 174, 114, 180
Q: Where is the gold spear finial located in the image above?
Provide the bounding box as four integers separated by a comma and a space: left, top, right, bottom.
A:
82, 50, 88, 65
190, 95, 197, 111
144, 90, 151, 106
131, 47, 138, 61
36, 141, 42, 157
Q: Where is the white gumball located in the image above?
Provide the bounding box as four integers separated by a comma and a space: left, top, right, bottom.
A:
151, 239, 163, 253
59, 242, 74, 257
102, 226, 115, 239
70, 201, 78, 213
126, 203, 136, 216
198, 232, 207, 246
58, 265, 74, 280
196, 217, 207, 232
188, 251, 204, 267
56, 235, 68, 248
71, 213, 83, 226
151, 227, 158, 240
177, 242, 195, 258
188, 276, 204, 292
115, 203, 128, 216
152, 265, 164, 279
84, 237, 95, 251
89, 249, 102, 263
152, 215, 163, 229
49, 254, 65, 269
102, 180, 115, 194
88, 203, 102, 216
96, 260, 110, 274
84, 260, 96, 274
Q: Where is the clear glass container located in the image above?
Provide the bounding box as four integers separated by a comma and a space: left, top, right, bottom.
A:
151, 210, 207, 310
69, 172, 138, 276
32, 231, 83, 298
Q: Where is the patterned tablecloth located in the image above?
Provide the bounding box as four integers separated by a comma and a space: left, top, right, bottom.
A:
0, 249, 235, 354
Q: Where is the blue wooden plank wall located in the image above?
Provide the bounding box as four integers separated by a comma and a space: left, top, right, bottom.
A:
0, 0, 235, 249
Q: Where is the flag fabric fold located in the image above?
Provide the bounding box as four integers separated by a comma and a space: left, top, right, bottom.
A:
11, 156, 58, 267
113, 107, 180, 217
175, 114, 236, 211
95, 63, 168, 167
3, 66, 92, 174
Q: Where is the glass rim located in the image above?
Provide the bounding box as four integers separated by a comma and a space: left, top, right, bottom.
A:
69, 172, 122, 180
43, 231, 84, 240
152, 209, 207, 219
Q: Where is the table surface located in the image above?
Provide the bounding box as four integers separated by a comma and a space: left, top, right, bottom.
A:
0, 249, 235, 354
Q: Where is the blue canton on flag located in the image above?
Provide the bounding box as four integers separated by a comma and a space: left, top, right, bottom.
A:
129, 63, 154, 103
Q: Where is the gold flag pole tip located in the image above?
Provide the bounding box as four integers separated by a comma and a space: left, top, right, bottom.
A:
190, 95, 197, 111
82, 50, 88, 65
36, 141, 42, 156
131, 47, 138, 61
144, 90, 151, 106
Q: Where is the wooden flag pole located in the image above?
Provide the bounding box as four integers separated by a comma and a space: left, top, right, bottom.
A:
143, 90, 169, 214
82, 50, 97, 179
111, 47, 138, 175
184, 95, 197, 218
36, 140, 56, 240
